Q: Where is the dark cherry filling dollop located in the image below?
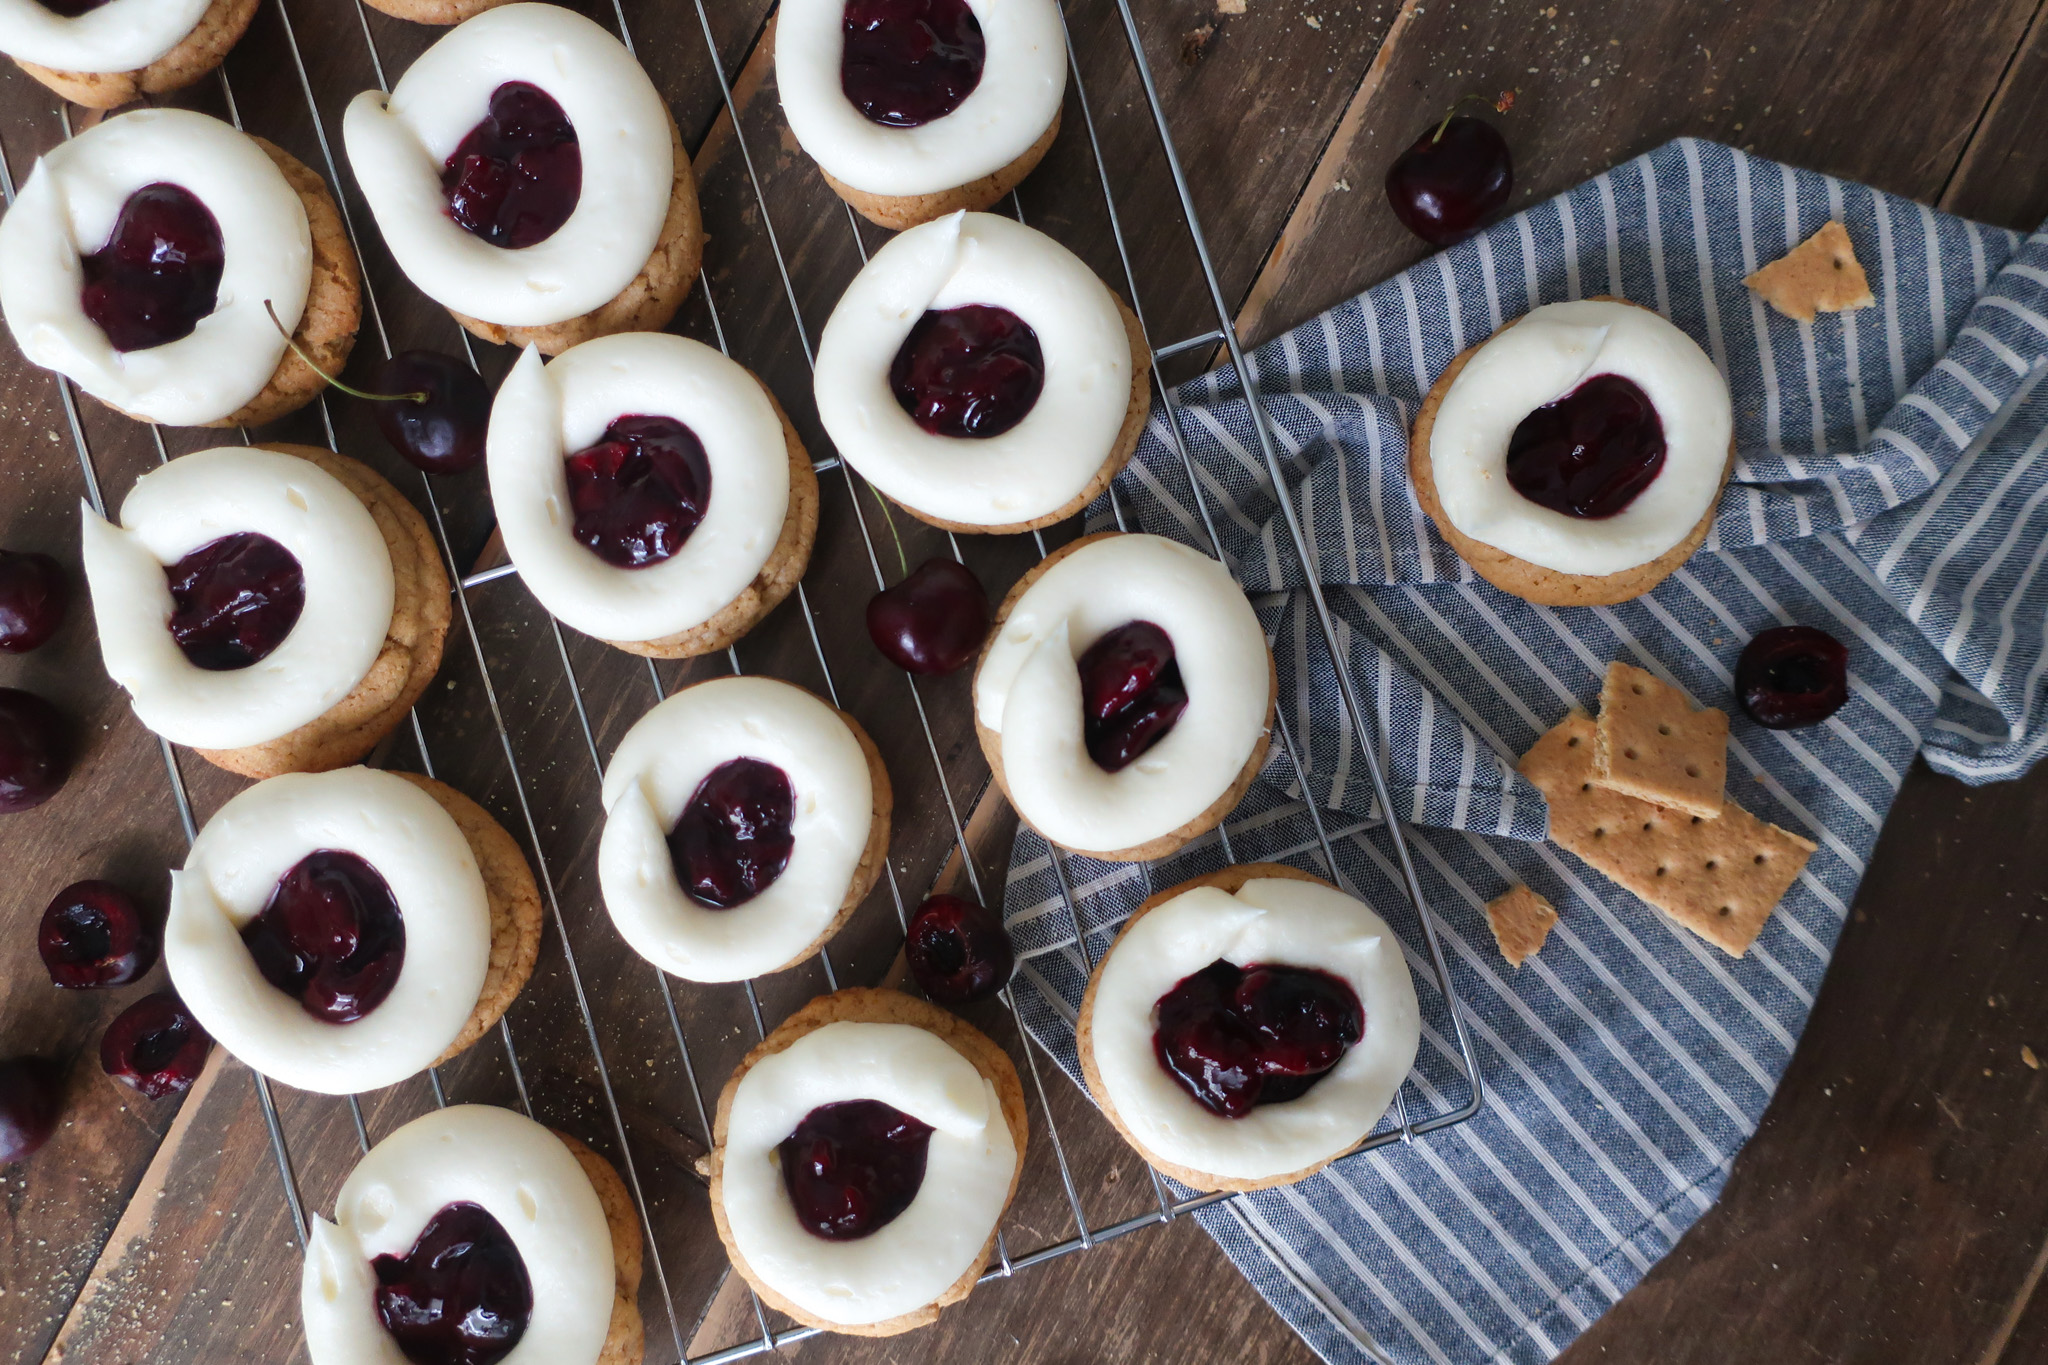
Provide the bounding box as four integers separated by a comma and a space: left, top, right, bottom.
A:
79, 183, 225, 353
1504, 373, 1667, 519
841, 0, 986, 129
164, 532, 306, 671
565, 415, 713, 570
1736, 625, 1849, 730
373, 1201, 533, 1365
1152, 959, 1365, 1119
1077, 620, 1188, 773
667, 758, 796, 910
889, 305, 1044, 439
241, 850, 405, 1025
778, 1098, 934, 1241
442, 81, 581, 250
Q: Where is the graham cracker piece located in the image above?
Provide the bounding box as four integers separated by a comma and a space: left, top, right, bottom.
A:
1592, 662, 1729, 819
1745, 221, 1875, 323
1485, 885, 1559, 968
1520, 713, 1817, 957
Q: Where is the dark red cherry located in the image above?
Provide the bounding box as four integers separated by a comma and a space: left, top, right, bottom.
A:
889, 305, 1045, 439
1152, 959, 1364, 1119
778, 1098, 934, 1241
442, 81, 581, 249
241, 850, 405, 1025
1504, 374, 1667, 519
79, 183, 225, 353
865, 556, 990, 675
1737, 625, 1849, 730
841, 0, 986, 129
100, 991, 210, 1099
564, 414, 712, 570
164, 532, 306, 672
373, 1201, 533, 1365
372, 351, 491, 476
0, 1057, 63, 1163
0, 687, 71, 814
0, 550, 67, 653
39, 880, 158, 989
1076, 621, 1188, 773
1386, 114, 1513, 248
667, 758, 795, 909
905, 893, 1013, 1004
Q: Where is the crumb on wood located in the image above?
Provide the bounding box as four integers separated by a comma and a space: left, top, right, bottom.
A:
1180, 23, 1214, 65
1217, 0, 1245, 11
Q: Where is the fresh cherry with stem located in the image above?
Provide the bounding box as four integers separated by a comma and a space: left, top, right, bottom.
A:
866, 557, 991, 675
1385, 91, 1516, 248
0, 550, 66, 653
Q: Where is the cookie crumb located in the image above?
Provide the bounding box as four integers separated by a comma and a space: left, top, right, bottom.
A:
1217, 0, 1246, 11
1180, 23, 1214, 65
1485, 885, 1559, 968
1745, 221, 1875, 323
2024, 1045, 2040, 1070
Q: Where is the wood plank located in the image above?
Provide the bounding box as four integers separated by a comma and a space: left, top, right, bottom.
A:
1938, 0, 2048, 230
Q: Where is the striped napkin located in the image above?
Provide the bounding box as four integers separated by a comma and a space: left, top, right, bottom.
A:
1000, 138, 2048, 1365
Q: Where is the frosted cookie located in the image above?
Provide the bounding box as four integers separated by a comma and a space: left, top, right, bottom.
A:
2, 0, 257, 109
79, 443, 449, 779
777, 0, 1065, 229
302, 1105, 643, 1365
487, 333, 817, 657
973, 532, 1274, 861
814, 210, 1147, 533
1077, 863, 1422, 1192
360, 0, 508, 26
165, 767, 541, 1095
708, 988, 1026, 1335
0, 108, 361, 429
1409, 297, 1735, 607
342, 3, 702, 355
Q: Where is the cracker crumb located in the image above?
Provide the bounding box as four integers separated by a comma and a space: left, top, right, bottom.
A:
1485, 885, 1559, 968
1217, 0, 1245, 11
1746, 221, 1875, 323
2024, 1045, 2040, 1070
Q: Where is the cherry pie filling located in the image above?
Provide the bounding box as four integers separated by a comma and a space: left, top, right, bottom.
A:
1152, 958, 1365, 1119
241, 850, 406, 1025
564, 414, 713, 570
1076, 620, 1188, 773
1503, 373, 1667, 519
80, 183, 225, 354
840, 0, 986, 129
667, 757, 796, 910
777, 1098, 935, 1241
442, 81, 582, 250
372, 1201, 534, 1365
164, 531, 307, 672
889, 304, 1044, 439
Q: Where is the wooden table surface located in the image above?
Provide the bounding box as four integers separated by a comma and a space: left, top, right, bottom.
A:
3, 2, 2046, 1363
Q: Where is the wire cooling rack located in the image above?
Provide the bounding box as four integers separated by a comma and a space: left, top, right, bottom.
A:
3, 2, 1487, 1359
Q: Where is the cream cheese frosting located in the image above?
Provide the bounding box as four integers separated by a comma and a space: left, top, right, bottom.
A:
813, 210, 1133, 528
487, 334, 791, 644
0, 108, 311, 426
0, 0, 209, 73
341, 3, 671, 329
166, 768, 492, 1095
1088, 876, 1422, 1182
1427, 299, 1733, 576
302, 1105, 616, 1365
79, 446, 394, 752
721, 1020, 1015, 1326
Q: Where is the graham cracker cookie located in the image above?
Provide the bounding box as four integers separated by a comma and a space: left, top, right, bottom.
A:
972, 531, 1277, 862
824, 111, 1061, 232
360, 0, 510, 23
552, 1131, 647, 1365
707, 987, 1028, 1337
1745, 221, 1876, 324
1519, 712, 1816, 957
194, 444, 450, 779
1484, 884, 1559, 969
1592, 661, 1728, 819
14, 0, 258, 108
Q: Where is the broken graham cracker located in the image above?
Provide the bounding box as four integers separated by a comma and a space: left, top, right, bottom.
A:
1485, 885, 1559, 968
1592, 661, 1729, 819
1520, 713, 1816, 957
1745, 220, 1875, 323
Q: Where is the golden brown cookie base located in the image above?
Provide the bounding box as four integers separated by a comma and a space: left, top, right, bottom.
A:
451, 112, 703, 356
552, 1131, 648, 1365
605, 383, 819, 659
973, 531, 1276, 862
823, 111, 1061, 232
1077, 862, 1366, 1193
360, 0, 508, 23
14, 0, 257, 108
194, 444, 450, 778
708, 988, 1028, 1337
1407, 297, 1735, 607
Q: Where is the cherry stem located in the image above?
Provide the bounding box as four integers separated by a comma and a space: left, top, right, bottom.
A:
864, 479, 909, 579
1431, 89, 1516, 144
262, 300, 428, 405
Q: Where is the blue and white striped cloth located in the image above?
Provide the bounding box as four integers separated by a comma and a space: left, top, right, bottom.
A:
1000, 138, 2048, 1364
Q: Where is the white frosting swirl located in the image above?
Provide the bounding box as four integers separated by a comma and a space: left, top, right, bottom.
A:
1427, 299, 1733, 576
1088, 876, 1421, 1183
302, 1105, 617, 1365
0, 108, 311, 427
487, 334, 791, 644
166, 768, 492, 1096
813, 211, 1133, 528
79, 446, 394, 752
341, 3, 672, 329
722, 1020, 1015, 1326
597, 676, 874, 983
776, 0, 1065, 198
0, 0, 210, 72
974, 534, 1269, 855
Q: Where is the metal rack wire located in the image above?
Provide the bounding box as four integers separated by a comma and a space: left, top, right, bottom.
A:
5, 2, 1486, 1361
